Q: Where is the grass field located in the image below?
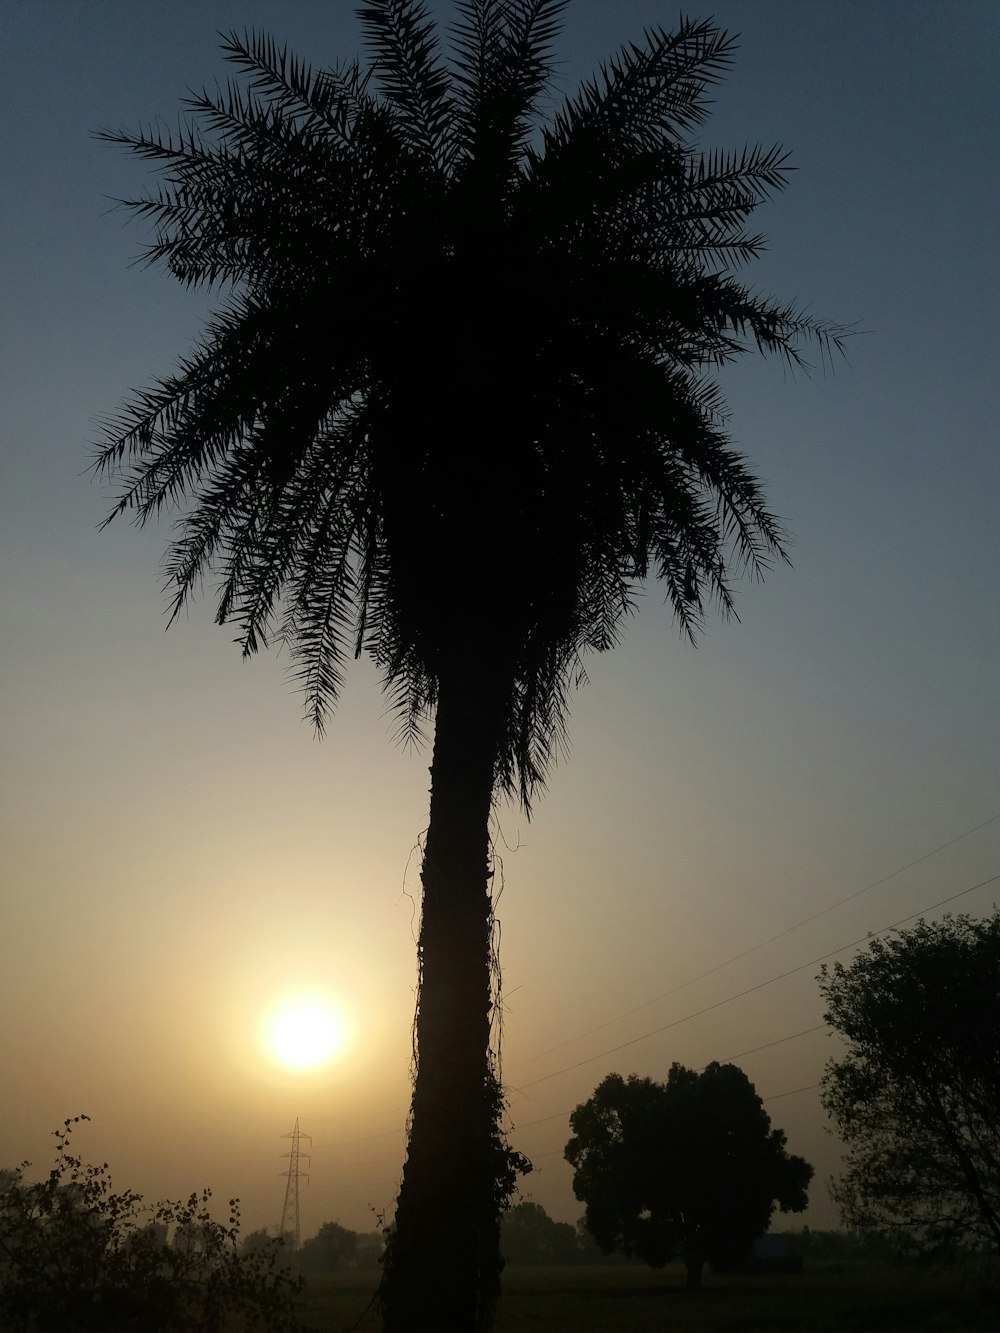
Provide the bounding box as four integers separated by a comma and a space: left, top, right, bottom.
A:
296, 1261, 1000, 1332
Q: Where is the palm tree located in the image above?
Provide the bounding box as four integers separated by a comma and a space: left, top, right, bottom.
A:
95, 3, 846, 1328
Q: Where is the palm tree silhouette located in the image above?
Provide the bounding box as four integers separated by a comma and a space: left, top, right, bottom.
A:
95, 4, 846, 1328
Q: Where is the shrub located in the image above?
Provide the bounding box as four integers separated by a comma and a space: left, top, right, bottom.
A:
0, 1117, 302, 1332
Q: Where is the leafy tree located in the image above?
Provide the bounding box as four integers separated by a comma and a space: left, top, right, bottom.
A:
354, 1229, 386, 1268
566, 1064, 812, 1289
239, 1227, 276, 1258
500, 1201, 580, 1266
0, 1118, 302, 1332
820, 913, 1000, 1256
296, 1220, 359, 1272
94, 3, 845, 1326
240, 1227, 295, 1268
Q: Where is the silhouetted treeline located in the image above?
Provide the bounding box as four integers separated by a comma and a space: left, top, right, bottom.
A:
498, 1204, 906, 1270
773, 1228, 906, 1263
501, 1202, 648, 1267
241, 1221, 385, 1272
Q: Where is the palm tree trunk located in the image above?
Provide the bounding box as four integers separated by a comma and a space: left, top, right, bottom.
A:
380, 663, 506, 1332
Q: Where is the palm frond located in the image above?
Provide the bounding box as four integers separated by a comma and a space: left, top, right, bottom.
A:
358, 0, 457, 170
283, 531, 358, 733
219, 30, 375, 145
160, 442, 268, 626
450, 0, 568, 184
97, 9, 850, 808
542, 17, 736, 162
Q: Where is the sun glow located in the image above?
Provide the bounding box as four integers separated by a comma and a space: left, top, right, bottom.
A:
263, 994, 348, 1071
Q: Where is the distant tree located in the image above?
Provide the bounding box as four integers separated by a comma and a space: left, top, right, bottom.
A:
820, 913, 1000, 1256
0, 1117, 301, 1332
501, 1201, 580, 1266
239, 1227, 273, 1256
566, 1064, 812, 1289
133, 1220, 170, 1249
238, 1226, 294, 1267
354, 1229, 386, 1269
779, 1226, 896, 1263
296, 1220, 359, 1272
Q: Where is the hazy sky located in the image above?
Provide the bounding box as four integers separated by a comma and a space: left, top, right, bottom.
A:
2, 0, 998, 1241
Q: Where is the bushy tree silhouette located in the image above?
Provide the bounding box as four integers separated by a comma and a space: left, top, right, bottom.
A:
821, 913, 1000, 1255
95, 3, 845, 1327
501, 1201, 580, 1266
566, 1064, 812, 1289
296, 1220, 358, 1272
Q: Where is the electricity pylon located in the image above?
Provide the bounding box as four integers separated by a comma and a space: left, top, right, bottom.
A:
278, 1118, 311, 1248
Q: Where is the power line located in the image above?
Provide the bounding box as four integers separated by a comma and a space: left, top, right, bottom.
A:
511, 812, 1000, 1071
317, 867, 995, 1210
300, 840, 1000, 1222
324, 865, 1000, 1155
765, 1082, 821, 1102
508, 1023, 827, 1135
713, 1024, 828, 1069
512, 871, 1000, 1093
320, 825, 1000, 1157
524, 1080, 823, 1162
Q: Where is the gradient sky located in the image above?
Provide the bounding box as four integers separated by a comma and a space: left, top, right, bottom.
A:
2, 0, 998, 1241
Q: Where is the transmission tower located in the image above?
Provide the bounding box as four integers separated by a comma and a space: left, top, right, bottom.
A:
278, 1118, 311, 1247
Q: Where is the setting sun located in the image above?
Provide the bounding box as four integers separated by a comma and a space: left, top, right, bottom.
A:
263, 995, 348, 1071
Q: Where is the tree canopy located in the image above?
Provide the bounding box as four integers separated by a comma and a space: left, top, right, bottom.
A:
821, 913, 1000, 1256
95, 0, 846, 811
296, 1220, 360, 1272
565, 1063, 812, 1289
500, 1201, 588, 1266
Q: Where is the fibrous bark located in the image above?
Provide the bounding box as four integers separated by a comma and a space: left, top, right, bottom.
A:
380, 665, 506, 1332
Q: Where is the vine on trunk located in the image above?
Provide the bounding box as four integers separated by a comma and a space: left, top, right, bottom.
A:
381, 841, 530, 1331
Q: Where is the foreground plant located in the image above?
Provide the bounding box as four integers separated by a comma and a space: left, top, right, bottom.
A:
95, 2, 846, 1327
0, 1117, 302, 1332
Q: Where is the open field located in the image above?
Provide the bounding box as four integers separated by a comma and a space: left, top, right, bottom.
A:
297, 1262, 1000, 1332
